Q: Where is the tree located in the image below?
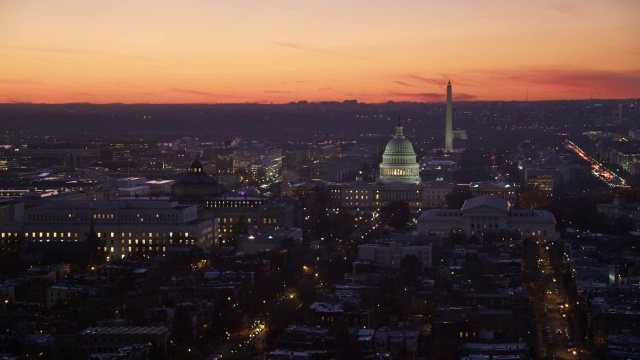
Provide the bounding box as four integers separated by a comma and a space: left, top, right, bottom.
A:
303, 185, 330, 235
267, 250, 285, 272
297, 277, 318, 305
452, 148, 491, 183
611, 215, 633, 235
519, 190, 550, 210
171, 307, 194, 347
445, 187, 473, 209
325, 254, 351, 284
399, 254, 423, 292
381, 200, 411, 230
332, 210, 355, 240
331, 321, 361, 359
173, 348, 204, 360
400, 254, 422, 275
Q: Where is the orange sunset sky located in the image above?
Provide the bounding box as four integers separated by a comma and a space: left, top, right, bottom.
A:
1, 0, 638, 104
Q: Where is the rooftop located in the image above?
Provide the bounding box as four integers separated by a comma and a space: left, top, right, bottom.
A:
80, 326, 169, 336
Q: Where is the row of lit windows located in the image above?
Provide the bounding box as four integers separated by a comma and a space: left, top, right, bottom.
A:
99, 240, 195, 254
207, 204, 263, 208
109, 231, 193, 238
130, 213, 178, 222
217, 217, 278, 226
207, 200, 266, 207
23, 232, 79, 238
2, 230, 196, 240
473, 190, 516, 195
459, 332, 477, 338
525, 230, 546, 236
344, 202, 370, 207
345, 196, 369, 200
126, 239, 175, 245
34, 239, 80, 242
381, 168, 417, 176
426, 228, 547, 237
28, 212, 179, 223
29, 214, 88, 222
0, 191, 28, 197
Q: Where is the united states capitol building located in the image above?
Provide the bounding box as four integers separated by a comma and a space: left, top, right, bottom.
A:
283, 120, 556, 241
283, 121, 517, 211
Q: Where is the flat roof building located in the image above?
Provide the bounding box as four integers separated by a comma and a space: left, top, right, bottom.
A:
418, 195, 557, 240
1, 199, 216, 259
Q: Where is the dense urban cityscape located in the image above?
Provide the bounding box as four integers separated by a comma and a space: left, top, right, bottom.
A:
2, 1, 639, 359
0, 93, 639, 360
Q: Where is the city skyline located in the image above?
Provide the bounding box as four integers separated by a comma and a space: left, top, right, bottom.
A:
1, 0, 639, 104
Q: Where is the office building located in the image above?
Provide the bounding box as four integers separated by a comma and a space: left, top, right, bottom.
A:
417, 195, 557, 240
0, 199, 216, 259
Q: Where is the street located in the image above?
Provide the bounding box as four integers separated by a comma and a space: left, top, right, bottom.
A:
536, 243, 590, 360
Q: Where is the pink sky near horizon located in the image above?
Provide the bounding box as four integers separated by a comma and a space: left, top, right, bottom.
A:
1, 0, 639, 104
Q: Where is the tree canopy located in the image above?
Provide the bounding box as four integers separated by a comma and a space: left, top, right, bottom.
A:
519, 190, 550, 210
445, 187, 473, 209
381, 200, 411, 229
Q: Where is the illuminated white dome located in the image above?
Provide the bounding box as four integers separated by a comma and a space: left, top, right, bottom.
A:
378, 121, 421, 185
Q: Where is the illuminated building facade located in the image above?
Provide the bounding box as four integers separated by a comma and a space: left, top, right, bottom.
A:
524, 169, 561, 193
0, 199, 216, 259
282, 123, 455, 212
201, 196, 295, 237
203, 147, 234, 174
378, 121, 421, 185
233, 146, 283, 177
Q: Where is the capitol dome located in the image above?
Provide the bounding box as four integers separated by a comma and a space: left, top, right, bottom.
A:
378, 121, 421, 185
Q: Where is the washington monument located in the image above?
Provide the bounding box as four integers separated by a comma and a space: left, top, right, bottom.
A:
445, 81, 453, 152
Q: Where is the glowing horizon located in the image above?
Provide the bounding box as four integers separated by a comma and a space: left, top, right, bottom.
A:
1, 0, 638, 104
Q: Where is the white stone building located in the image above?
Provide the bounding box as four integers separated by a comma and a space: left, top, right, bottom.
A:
417, 195, 557, 240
